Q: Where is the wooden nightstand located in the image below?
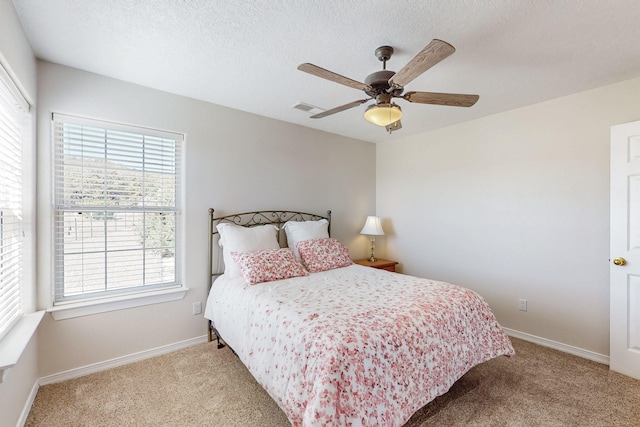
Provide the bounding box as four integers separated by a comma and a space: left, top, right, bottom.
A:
353, 258, 398, 272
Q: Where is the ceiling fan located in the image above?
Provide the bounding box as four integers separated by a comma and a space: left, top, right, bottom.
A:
297, 39, 479, 133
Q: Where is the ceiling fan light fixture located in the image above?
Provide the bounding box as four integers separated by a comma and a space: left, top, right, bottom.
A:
364, 103, 402, 127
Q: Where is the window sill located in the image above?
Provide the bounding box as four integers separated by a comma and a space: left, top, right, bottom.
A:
0, 311, 46, 383
48, 286, 189, 320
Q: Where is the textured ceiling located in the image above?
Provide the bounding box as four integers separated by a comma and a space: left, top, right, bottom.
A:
12, 0, 640, 143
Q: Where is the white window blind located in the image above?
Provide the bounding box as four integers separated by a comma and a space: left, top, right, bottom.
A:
0, 66, 29, 340
53, 114, 183, 303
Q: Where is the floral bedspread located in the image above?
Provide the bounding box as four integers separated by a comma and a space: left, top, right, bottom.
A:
206, 264, 515, 426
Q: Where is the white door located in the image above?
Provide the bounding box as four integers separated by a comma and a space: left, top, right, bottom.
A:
610, 120, 640, 379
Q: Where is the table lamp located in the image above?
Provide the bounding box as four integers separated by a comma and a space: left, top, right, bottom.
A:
360, 216, 385, 262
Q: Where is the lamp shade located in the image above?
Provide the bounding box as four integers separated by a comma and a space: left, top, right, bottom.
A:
360, 216, 385, 236
364, 103, 402, 127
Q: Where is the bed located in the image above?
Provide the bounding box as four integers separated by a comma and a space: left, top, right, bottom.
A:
204, 209, 515, 426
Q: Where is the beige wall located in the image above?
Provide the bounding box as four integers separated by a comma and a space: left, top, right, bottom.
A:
377, 76, 640, 356
0, 1, 38, 426
36, 61, 376, 376
0, 0, 36, 101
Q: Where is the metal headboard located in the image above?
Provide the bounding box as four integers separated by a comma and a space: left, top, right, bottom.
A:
206, 209, 331, 344
208, 209, 331, 285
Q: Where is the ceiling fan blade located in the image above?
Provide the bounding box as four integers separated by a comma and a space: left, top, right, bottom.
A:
389, 39, 455, 88
403, 91, 479, 107
310, 99, 370, 119
298, 63, 370, 91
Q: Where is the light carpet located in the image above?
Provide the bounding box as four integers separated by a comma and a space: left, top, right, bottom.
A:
26, 338, 640, 426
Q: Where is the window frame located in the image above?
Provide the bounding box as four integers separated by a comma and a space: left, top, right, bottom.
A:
0, 63, 31, 342
51, 114, 185, 309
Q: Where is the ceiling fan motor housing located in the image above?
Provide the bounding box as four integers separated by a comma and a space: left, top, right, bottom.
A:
365, 70, 403, 97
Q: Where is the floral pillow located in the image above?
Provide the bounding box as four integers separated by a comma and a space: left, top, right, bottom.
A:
231, 248, 309, 285
296, 238, 353, 273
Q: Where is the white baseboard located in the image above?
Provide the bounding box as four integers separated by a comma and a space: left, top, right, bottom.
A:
34, 330, 609, 385
39, 335, 208, 386
504, 327, 609, 365
16, 380, 39, 427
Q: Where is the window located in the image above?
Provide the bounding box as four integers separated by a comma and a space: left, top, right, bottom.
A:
0, 66, 30, 340
53, 114, 183, 304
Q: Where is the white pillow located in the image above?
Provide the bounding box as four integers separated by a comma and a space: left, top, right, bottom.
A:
216, 223, 279, 277
282, 219, 329, 260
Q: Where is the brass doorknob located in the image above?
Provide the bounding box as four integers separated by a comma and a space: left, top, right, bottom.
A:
613, 257, 627, 266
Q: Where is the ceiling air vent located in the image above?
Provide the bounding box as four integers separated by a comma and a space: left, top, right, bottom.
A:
291, 102, 324, 116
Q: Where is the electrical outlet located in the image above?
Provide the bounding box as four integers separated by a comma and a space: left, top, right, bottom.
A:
192, 301, 202, 315
518, 298, 527, 312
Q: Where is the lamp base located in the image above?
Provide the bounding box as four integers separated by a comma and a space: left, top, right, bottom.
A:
368, 236, 377, 263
